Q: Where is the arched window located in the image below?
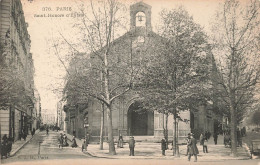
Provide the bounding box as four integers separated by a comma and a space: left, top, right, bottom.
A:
135, 12, 146, 27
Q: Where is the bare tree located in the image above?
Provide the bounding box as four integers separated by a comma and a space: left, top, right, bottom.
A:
211, 0, 260, 156
55, 0, 139, 155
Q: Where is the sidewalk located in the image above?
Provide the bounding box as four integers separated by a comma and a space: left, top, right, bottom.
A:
9, 130, 40, 157
65, 133, 251, 161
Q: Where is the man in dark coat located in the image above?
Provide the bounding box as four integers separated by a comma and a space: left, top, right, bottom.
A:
1, 135, 8, 158
58, 133, 64, 148
6, 137, 13, 157
129, 136, 135, 156
185, 133, 191, 156
213, 132, 218, 145
32, 128, 36, 137
22, 129, 27, 141
188, 133, 199, 162
161, 138, 167, 156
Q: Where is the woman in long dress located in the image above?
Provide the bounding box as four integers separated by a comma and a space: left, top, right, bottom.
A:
117, 134, 124, 148
71, 136, 78, 148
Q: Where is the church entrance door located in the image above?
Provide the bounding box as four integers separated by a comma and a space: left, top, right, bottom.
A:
127, 101, 154, 136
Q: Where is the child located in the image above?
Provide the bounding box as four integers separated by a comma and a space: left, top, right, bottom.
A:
203, 138, 208, 153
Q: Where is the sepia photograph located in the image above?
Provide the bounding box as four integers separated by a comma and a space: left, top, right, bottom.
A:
0, 0, 260, 165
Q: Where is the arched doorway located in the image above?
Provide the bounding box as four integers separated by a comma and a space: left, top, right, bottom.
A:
127, 101, 154, 136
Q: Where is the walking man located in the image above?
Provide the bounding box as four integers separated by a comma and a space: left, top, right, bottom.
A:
188, 133, 199, 162
58, 133, 63, 149
31, 128, 35, 137
129, 136, 135, 156
203, 138, 208, 153
213, 132, 218, 145
161, 138, 167, 156
185, 133, 191, 156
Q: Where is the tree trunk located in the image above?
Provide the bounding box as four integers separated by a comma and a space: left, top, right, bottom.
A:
165, 113, 169, 149
229, 100, 238, 157
99, 103, 104, 150
172, 113, 180, 157
106, 106, 116, 155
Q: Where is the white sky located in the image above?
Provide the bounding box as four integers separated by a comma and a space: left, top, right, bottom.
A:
20, 0, 229, 114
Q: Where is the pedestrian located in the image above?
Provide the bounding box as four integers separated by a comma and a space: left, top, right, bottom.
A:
22, 129, 27, 141
203, 138, 208, 153
185, 133, 191, 156
32, 128, 36, 137
71, 136, 78, 148
213, 132, 218, 145
46, 127, 49, 135
117, 134, 124, 148
187, 133, 199, 162
205, 131, 211, 140
237, 128, 242, 147
161, 138, 167, 156
6, 137, 13, 157
1, 135, 8, 159
129, 136, 135, 156
82, 133, 90, 152
58, 133, 63, 148
199, 133, 204, 145
63, 134, 69, 147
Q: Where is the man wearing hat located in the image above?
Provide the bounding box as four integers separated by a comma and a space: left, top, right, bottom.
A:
188, 133, 199, 162
129, 136, 135, 156
185, 133, 191, 156
161, 138, 167, 156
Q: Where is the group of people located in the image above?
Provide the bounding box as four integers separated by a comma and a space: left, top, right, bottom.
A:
114, 135, 135, 156
58, 133, 69, 148
224, 127, 246, 147
58, 132, 81, 149
1, 135, 13, 159
19, 129, 28, 141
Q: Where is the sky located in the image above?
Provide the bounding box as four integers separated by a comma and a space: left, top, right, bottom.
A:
20, 0, 225, 115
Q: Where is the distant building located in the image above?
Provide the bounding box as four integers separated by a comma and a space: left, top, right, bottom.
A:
41, 109, 56, 125
0, 0, 39, 141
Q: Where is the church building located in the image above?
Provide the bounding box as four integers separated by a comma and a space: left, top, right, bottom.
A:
64, 2, 223, 142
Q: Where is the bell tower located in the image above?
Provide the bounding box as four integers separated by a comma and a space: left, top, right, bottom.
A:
130, 2, 152, 31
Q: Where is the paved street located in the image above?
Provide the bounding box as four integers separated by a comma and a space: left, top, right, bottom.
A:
1, 131, 91, 164
1, 131, 259, 165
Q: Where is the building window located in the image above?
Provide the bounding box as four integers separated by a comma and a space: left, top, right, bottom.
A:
137, 36, 145, 43
136, 12, 146, 27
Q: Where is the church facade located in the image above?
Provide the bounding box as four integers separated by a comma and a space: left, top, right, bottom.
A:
64, 2, 223, 142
